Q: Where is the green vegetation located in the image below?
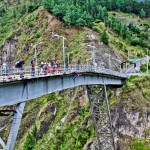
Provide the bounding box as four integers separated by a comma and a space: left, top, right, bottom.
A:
42, 0, 150, 47
0, 0, 41, 45
23, 125, 37, 150
40, 1, 150, 54
1, 3, 89, 64
140, 62, 150, 73
130, 139, 150, 150
101, 30, 109, 45
42, 0, 149, 28
42, 0, 150, 26
15, 87, 95, 150
121, 76, 150, 109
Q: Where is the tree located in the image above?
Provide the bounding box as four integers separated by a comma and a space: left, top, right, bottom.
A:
13, 8, 17, 18
101, 30, 109, 45
119, 0, 125, 11
21, 5, 27, 15
121, 25, 128, 39
130, 38, 140, 46
103, 7, 108, 18
23, 133, 35, 150
111, 0, 120, 10
0, 7, 5, 17
80, 12, 93, 27
42, 0, 54, 11
76, 18, 86, 26
23, 125, 37, 150
52, 4, 66, 18
140, 8, 145, 18
64, 5, 81, 25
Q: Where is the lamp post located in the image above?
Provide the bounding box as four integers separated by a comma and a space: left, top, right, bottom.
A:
105, 53, 111, 71
87, 44, 96, 66
117, 59, 122, 73
111, 57, 122, 73
147, 49, 149, 75
54, 34, 66, 72
68, 51, 73, 66
34, 42, 42, 66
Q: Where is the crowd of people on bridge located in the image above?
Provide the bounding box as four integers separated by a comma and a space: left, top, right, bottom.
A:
0, 59, 61, 78
31, 59, 61, 76
0, 57, 100, 81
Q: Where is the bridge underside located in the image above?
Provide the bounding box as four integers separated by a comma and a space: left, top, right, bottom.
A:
0, 73, 124, 149
0, 72, 125, 107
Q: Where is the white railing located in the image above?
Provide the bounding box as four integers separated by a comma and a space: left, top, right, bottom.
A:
0, 64, 127, 82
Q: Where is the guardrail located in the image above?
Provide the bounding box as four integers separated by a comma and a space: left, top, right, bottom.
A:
0, 64, 127, 82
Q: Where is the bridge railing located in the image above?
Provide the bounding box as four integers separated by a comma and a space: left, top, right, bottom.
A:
0, 64, 127, 82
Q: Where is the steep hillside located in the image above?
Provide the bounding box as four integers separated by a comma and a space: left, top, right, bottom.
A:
111, 76, 150, 150
0, 6, 126, 69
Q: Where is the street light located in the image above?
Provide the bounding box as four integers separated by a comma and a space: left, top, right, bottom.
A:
111, 57, 122, 73
87, 44, 96, 66
116, 59, 122, 73
68, 51, 73, 66
104, 53, 111, 71
54, 34, 66, 72
34, 42, 42, 66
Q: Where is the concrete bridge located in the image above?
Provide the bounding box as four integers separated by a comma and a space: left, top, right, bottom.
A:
0, 66, 126, 107
0, 61, 148, 150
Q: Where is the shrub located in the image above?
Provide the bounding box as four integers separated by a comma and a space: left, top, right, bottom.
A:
34, 31, 40, 38
27, 21, 33, 27
130, 38, 140, 46
23, 125, 37, 150
23, 133, 35, 150
130, 140, 149, 150
101, 30, 109, 45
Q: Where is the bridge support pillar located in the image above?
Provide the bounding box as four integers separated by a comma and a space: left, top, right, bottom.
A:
0, 102, 25, 150
6, 102, 25, 150
87, 85, 116, 150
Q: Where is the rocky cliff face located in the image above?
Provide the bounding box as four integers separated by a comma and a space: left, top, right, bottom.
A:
114, 106, 150, 149
0, 36, 19, 65
112, 77, 150, 149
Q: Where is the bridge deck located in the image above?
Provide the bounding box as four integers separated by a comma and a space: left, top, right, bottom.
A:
0, 71, 126, 107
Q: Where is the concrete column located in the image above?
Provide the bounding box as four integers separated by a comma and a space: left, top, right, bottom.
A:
6, 102, 25, 150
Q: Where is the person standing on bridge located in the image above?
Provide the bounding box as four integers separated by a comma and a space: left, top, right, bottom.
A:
39, 62, 44, 75
2, 62, 7, 80
2, 62, 7, 73
31, 60, 35, 76
77, 59, 80, 71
